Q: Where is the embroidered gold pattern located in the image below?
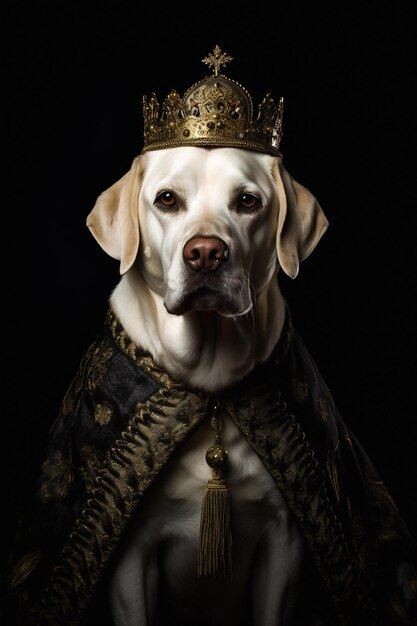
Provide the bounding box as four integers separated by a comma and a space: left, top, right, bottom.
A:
108, 312, 186, 389
86, 345, 113, 393
94, 401, 114, 426
39, 452, 73, 503
10, 551, 43, 589
79, 446, 106, 493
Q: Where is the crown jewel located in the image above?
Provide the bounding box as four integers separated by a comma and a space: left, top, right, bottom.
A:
142, 46, 284, 156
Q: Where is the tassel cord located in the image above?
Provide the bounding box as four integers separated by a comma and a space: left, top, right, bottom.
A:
198, 401, 233, 580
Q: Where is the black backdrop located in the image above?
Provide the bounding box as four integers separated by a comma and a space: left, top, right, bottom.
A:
4, 1, 416, 575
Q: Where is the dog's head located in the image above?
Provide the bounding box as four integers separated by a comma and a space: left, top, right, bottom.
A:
87, 147, 328, 317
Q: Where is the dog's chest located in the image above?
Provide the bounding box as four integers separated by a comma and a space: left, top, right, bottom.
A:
148, 414, 289, 540
137, 413, 292, 536
110, 415, 304, 625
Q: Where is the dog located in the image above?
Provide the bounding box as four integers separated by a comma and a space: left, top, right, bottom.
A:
6, 141, 415, 626
5, 40, 416, 624
86, 145, 328, 626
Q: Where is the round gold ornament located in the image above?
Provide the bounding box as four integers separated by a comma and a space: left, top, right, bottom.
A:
205, 445, 228, 470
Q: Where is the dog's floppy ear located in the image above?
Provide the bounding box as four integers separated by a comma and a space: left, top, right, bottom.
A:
273, 159, 329, 279
86, 155, 143, 274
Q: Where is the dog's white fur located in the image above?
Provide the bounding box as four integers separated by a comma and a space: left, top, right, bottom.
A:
87, 147, 328, 625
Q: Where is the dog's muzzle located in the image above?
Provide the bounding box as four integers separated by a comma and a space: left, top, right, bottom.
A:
177, 236, 232, 313
164, 235, 250, 316
183, 236, 229, 273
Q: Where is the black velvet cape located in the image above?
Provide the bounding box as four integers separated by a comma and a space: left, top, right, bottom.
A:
4, 309, 417, 625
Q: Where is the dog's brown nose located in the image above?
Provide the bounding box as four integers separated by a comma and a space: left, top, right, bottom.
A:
183, 236, 229, 273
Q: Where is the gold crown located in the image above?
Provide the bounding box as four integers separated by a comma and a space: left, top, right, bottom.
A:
142, 46, 284, 156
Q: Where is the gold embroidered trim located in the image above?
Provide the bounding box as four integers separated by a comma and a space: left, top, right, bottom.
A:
107, 310, 180, 389
33, 384, 210, 624
230, 397, 373, 622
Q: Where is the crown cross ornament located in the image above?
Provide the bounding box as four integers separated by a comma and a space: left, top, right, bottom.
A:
201, 45, 233, 77
142, 46, 284, 156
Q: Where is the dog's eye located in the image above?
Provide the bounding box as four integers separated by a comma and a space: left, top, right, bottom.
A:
156, 191, 177, 208
238, 193, 261, 211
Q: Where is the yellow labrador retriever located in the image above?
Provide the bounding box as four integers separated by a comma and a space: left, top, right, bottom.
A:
6, 41, 415, 625
87, 146, 328, 625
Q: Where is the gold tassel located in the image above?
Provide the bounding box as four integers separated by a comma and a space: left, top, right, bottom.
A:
198, 402, 232, 580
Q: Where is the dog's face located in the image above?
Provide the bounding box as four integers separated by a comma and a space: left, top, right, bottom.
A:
87, 147, 328, 317
138, 148, 280, 317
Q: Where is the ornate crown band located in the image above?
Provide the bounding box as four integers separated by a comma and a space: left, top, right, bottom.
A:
142, 46, 284, 157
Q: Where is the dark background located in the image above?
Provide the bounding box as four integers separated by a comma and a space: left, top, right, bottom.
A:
4, 0, 416, 573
